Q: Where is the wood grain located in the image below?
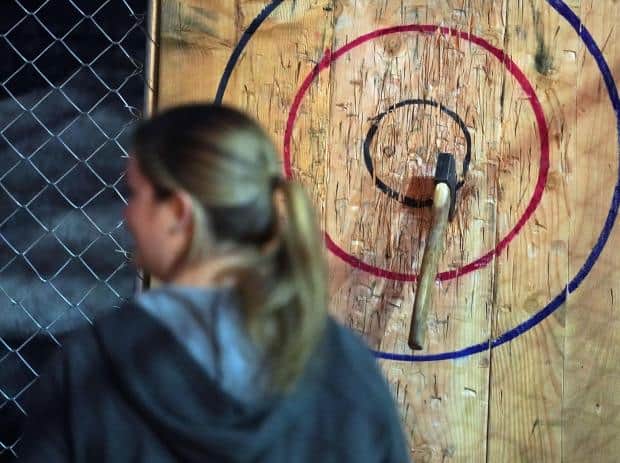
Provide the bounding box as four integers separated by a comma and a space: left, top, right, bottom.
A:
563, 1, 620, 462
158, 0, 236, 108
155, 1, 620, 461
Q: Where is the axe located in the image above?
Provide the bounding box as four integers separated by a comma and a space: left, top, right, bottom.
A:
408, 152, 457, 350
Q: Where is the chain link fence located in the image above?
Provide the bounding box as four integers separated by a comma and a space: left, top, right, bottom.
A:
0, 0, 148, 457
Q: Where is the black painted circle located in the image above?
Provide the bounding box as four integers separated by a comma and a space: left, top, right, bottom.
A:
363, 99, 472, 209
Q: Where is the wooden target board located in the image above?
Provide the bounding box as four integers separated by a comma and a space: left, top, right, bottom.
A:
156, 1, 620, 461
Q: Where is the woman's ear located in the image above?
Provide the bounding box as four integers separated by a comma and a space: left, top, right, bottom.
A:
167, 189, 195, 233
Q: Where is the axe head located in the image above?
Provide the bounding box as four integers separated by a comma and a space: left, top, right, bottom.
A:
434, 152, 457, 220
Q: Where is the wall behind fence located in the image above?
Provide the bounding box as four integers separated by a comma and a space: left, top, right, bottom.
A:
0, 0, 146, 457
157, 0, 620, 461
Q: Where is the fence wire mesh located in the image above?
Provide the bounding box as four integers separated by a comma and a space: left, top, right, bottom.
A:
0, 0, 147, 456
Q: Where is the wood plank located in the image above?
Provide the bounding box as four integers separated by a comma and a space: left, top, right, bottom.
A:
563, 1, 620, 461
158, 0, 237, 108
485, 0, 578, 460
324, 1, 506, 460
153, 0, 239, 291
231, 0, 335, 223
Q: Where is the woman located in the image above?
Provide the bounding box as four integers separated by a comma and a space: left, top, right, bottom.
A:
17, 104, 410, 462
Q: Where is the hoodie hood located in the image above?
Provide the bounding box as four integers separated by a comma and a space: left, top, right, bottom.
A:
134, 285, 269, 406
91, 289, 327, 462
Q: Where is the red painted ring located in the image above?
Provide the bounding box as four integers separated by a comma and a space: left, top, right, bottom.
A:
283, 25, 550, 282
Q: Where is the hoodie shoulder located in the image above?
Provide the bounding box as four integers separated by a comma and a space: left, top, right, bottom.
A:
295, 318, 410, 462
320, 318, 395, 402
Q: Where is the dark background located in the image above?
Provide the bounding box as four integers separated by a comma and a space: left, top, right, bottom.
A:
1, 0, 147, 456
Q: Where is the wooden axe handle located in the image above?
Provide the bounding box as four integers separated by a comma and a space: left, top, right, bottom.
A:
408, 182, 452, 350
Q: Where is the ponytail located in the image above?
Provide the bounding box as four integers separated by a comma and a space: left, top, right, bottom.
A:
238, 179, 328, 392
275, 180, 328, 388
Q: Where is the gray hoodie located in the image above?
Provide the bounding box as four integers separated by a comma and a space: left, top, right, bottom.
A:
17, 286, 411, 462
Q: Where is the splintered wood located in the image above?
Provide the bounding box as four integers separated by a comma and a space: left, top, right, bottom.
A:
157, 1, 620, 461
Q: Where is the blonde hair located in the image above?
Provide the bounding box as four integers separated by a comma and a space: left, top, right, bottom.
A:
132, 103, 327, 391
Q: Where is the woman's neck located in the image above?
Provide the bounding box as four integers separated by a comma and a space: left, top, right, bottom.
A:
166, 250, 256, 288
